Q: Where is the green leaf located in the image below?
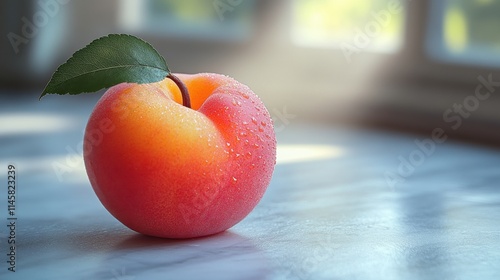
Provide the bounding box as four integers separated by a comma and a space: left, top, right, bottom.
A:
40, 34, 170, 99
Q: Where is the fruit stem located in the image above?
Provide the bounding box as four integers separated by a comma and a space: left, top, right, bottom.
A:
167, 73, 191, 108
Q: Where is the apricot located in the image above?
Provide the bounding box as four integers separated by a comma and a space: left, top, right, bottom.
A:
83, 73, 276, 238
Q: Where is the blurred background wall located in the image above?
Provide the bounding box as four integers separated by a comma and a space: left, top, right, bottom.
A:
1, 0, 500, 144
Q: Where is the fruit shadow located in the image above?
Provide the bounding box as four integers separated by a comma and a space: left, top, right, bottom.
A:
22, 218, 271, 278
91, 230, 272, 279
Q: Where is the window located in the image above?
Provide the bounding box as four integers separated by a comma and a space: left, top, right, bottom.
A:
426, 0, 500, 67
291, 0, 405, 53
119, 0, 255, 41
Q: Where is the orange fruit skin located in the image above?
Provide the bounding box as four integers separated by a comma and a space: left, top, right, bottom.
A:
83, 73, 276, 238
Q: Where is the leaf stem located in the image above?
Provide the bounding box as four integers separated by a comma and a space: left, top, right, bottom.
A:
167, 73, 191, 108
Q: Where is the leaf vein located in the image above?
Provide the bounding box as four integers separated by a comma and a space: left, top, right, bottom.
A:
49, 64, 168, 88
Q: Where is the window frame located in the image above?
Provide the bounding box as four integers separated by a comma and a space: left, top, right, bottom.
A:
425, 0, 500, 72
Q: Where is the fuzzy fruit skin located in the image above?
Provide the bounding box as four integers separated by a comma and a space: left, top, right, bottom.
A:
83, 73, 276, 238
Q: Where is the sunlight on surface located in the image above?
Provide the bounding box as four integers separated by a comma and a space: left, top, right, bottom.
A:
0, 154, 89, 186
276, 144, 345, 164
0, 113, 76, 136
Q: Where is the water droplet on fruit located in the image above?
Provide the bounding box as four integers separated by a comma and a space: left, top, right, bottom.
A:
251, 117, 257, 124
237, 101, 242, 106
226, 142, 231, 146
230, 148, 234, 153
244, 140, 249, 145
235, 153, 241, 158
254, 143, 259, 148
232, 177, 237, 183
242, 121, 249, 125
236, 136, 240, 141
232, 99, 237, 106
251, 164, 255, 169
240, 131, 247, 137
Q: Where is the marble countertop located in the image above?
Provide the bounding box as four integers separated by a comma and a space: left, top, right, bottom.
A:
1, 95, 500, 279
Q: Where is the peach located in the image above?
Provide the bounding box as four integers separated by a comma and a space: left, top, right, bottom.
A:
83, 73, 276, 238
